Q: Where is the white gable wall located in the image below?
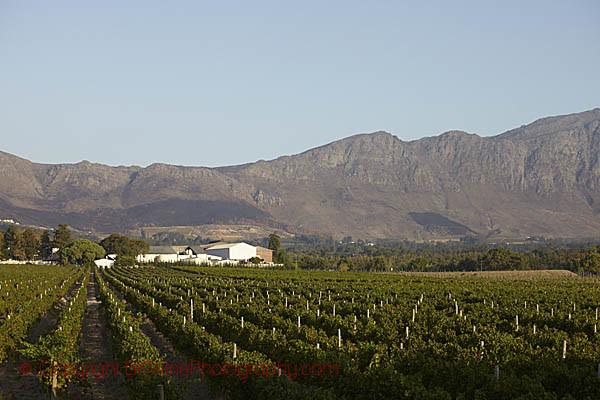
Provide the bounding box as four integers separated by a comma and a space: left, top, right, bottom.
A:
230, 243, 256, 260
206, 243, 256, 260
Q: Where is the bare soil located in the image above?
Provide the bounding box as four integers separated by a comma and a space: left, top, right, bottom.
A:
393, 269, 578, 278
65, 272, 127, 400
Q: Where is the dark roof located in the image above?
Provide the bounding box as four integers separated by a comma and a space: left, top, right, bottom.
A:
185, 246, 207, 255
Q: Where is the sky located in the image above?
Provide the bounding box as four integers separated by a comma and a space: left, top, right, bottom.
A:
1, 1, 599, 168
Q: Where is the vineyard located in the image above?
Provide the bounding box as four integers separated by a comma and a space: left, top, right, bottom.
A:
0, 265, 83, 363
1, 264, 599, 399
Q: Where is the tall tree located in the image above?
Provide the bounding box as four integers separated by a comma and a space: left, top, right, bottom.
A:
115, 255, 136, 267
268, 233, 286, 264
268, 233, 281, 253
22, 228, 39, 260
39, 230, 53, 260
99, 233, 129, 255
131, 239, 150, 256
0, 231, 5, 259
581, 250, 600, 274
99, 234, 149, 257
4, 226, 25, 261
483, 247, 512, 270
275, 248, 288, 265
53, 224, 71, 249
60, 239, 105, 265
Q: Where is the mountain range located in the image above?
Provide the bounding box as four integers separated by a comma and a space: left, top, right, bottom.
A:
1, 108, 600, 240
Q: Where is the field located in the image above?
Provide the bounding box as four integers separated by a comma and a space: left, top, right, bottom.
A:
1, 265, 599, 399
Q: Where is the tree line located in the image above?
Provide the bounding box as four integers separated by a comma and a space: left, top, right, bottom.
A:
285, 241, 600, 274
0, 224, 69, 261
2, 223, 599, 273
0, 225, 149, 266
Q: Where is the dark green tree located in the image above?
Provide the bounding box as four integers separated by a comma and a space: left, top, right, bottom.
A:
268, 234, 281, 253
371, 255, 389, 272
483, 247, 511, 270
268, 233, 287, 263
0, 231, 4, 259
22, 228, 39, 260
100, 233, 129, 255
100, 234, 149, 257
53, 224, 72, 249
409, 256, 429, 272
39, 230, 53, 260
115, 255, 136, 267
4, 226, 25, 260
131, 239, 150, 256
581, 250, 600, 274
60, 239, 105, 265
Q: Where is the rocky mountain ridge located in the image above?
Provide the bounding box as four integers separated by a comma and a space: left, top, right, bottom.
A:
1, 108, 599, 239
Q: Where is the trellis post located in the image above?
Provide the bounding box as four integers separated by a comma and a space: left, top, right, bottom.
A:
51, 361, 58, 399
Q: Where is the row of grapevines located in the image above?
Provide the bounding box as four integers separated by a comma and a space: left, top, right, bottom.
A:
0, 265, 79, 320
0, 266, 82, 362
101, 267, 337, 400
20, 268, 89, 391
105, 265, 600, 399
105, 267, 435, 396
95, 267, 180, 399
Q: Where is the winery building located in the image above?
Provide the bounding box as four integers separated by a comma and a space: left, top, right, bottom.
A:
256, 246, 273, 263
204, 242, 257, 261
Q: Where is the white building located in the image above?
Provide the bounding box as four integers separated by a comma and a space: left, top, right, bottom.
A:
94, 255, 116, 268
136, 246, 179, 263
176, 246, 222, 264
204, 242, 257, 261
136, 245, 221, 264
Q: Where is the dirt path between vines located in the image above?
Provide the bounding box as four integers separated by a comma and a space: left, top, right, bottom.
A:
0, 274, 84, 400
106, 277, 213, 400
66, 271, 127, 400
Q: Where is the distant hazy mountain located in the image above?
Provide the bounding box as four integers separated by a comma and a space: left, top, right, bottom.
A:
1, 108, 600, 239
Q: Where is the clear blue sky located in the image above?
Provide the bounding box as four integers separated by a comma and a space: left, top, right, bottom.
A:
1, 1, 598, 167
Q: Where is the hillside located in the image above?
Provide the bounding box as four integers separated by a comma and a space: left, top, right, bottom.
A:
1, 108, 600, 239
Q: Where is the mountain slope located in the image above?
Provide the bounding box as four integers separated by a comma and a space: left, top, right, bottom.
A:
1, 108, 599, 239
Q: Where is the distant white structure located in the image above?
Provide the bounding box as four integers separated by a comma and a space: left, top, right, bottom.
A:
205, 242, 257, 261
135, 243, 275, 265
136, 246, 222, 264
94, 258, 115, 268
94, 254, 116, 268
186, 254, 224, 264
137, 246, 179, 263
